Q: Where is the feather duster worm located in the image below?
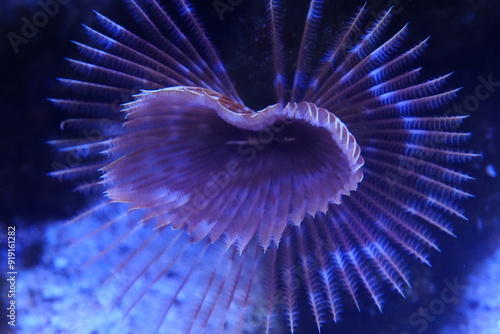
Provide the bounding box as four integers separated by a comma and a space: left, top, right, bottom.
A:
49, 0, 477, 332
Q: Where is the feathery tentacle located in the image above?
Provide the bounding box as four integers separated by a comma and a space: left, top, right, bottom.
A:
51, 1, 477, 333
